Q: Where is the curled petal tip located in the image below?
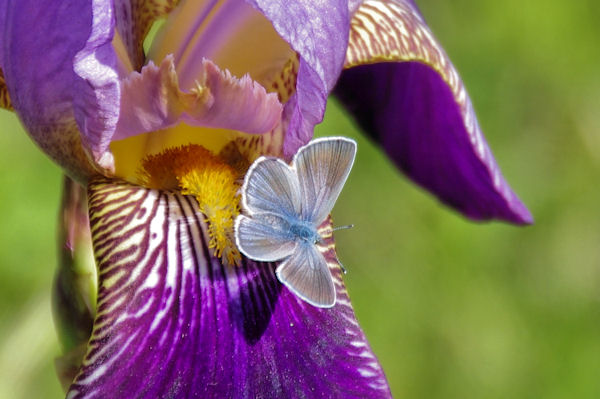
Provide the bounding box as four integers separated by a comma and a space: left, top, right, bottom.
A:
508, 197, 534, 225
93, 150, 116, 175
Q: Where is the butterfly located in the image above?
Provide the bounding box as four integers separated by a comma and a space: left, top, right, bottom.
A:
234, 137, 357, 308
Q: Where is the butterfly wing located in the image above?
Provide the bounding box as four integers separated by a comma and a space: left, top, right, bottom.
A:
235, 213, 297, 262
241, 156, 301, 218
275, 242, 336, 308
293, 137, 357, 224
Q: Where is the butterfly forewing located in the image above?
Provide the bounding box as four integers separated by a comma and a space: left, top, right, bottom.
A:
242, 157, 302, 218
293, 137, 357, 224
235, 213, 297, 262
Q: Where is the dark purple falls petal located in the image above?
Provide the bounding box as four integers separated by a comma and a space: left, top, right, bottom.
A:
335, 62, 532, 224
334, 0, 532, 224
68, 179, 391, 398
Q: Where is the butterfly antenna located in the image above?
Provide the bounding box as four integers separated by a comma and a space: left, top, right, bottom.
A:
324, 225, 352, 273
337, 257, 348, 274
332, 224, 354, 232
321, 224, 354, 238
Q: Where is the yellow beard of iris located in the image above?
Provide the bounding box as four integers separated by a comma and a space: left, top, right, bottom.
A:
139, 144, 242, 266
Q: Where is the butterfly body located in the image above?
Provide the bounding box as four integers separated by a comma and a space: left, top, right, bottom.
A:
289, 221, 321, 244
234, 137, 357, 308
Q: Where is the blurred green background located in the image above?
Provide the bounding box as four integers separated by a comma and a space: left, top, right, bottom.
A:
1, 0, 599, 397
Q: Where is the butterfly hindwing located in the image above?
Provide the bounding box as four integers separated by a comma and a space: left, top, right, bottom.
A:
235, 213, 297, 262
275, 242, 336, 308
293, 137, 357, 224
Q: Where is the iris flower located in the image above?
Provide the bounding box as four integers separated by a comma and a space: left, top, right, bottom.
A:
1, 0, 531, 397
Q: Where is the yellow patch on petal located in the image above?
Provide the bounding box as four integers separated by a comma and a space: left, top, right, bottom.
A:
139, 144, 243, 266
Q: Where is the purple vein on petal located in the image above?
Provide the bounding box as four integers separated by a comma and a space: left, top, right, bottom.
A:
68, 179, 391, 398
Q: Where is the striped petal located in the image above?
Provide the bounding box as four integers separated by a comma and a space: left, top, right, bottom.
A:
68, 179, 391, 398
334, 0, 532, 223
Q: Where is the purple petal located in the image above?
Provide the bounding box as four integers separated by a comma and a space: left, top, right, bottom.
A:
0, 1, 6, 68
334, 0, 532, 223
69, 179, 391, 398
71, 0, 120, 163
114, 56, 282, 141
247, 0, 350, 158
1, 0, 117, 178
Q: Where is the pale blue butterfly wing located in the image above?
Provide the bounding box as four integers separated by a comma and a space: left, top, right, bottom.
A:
237, 156, 302, 262
293, 137, 357, 224
241, 156, 301, 218
275, 242, 335, 308
235, 213, 297, 262
235, 137, 357, 308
